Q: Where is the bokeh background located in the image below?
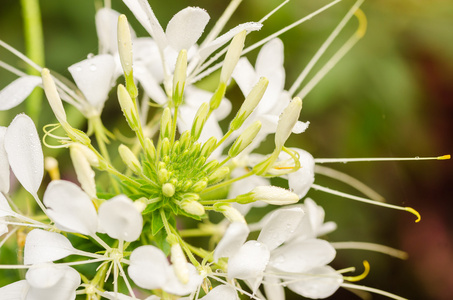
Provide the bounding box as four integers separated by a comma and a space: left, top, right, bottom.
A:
1, 0, 452, 299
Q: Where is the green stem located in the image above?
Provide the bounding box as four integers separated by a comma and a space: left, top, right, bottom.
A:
21, 0, 45, 123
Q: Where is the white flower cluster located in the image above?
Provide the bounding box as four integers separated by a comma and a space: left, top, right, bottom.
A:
0, 0, 446, 299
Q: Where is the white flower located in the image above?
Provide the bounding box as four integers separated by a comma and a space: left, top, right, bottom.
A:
0, 263, 81, 300
128, 245, 203, 296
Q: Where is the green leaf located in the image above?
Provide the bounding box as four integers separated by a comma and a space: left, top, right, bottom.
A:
151, 210, 164, 235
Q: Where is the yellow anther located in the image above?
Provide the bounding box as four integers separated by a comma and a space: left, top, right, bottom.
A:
354, 8, 367, 38
438, 154, 451, 160
405, 207, 421, 223
343, 260, 370, 282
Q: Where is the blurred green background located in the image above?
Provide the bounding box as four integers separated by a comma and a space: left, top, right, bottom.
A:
1, 0, 452, 299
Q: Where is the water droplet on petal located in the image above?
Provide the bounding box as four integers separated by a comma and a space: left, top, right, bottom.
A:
89, 64, 97, 71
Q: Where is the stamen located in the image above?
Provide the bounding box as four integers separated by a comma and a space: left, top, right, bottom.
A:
341, 283, 408, 300
315, 165, 385, 202
0, 60, 28, 77
311, 184, 421, 222
343, 261, 370, 282
331, 242, 408, 259
296, 2, 367, 100
258, 0, 291, 24
0, 39, 43, 72
289, 0, 364, 96
314, 155, 451, 163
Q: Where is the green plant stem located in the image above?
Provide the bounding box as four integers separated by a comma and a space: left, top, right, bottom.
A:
21, 0, 44, 123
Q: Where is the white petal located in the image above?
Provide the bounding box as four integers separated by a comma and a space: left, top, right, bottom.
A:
68, 54, 115, 111
287, 266, 342, 299
163, 263, 202, 296
98, 195, 143, 242
4, 114, 43, 197
0, 192, 14, 217
133, 38, 165, 82
263, 276, 285, 300
214, 222, 249, 261
0, 280, 28, 300
200, 285, 239, 300
288, 148, 315, 198
292, 121, 309, 134
122, 0, 166, 48
96, 8, 121, 54
0, 126, 10, 193
102, 292, 137, 300
198, 22, 262, 62
26, 264, 80, 300
24, 229, 78, 265
128, 245, 170, 290
166, 7, 210, 51
0, 76, 41, 110
43, 180, 98, 236
134, 63, 167, 104
228, 240, 270, 280
231, 58, 257, 97
0, 221, 8, 236
258, 207, 304, 251
255, 39, 285, 114
268, 239, 336, 273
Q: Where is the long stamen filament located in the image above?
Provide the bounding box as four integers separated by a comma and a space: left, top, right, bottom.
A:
331, 242, 408, 259
311, 184, 421, 222
315, 155, 451, 163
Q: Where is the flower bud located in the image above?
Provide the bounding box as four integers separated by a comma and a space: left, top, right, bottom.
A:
236, 186, 299, 205
220, 30, 246, 84
173, 50, 187, 107
192, 178, 208, 192
70, 145, 97, 199
144, 138, 156, 162
200, 136, 217, 158
160, 107, 172, 140
275, 97, 302, 149
230, 77, 268, 131
208, 166, 230, 185
117, 15, 133, 76
160, 137, 171, 158
215, 204, 245, 223
158, 168, 170, 184
180, 200, 205, 216
209, 82, 227, 111
170, 242, 189, 284
117, 84, 139, 131
228, 121, 261, 157
162, 183, 175, 197
41, 68, 68, 126
118, 144, 142, 174
191, 102, 209, 140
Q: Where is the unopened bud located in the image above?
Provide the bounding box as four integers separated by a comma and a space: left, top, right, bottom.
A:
70, 145, 97, 199
118, 15, 133, 76
134, 197, 148, 213
236, 186, 299, 205
160, 107, 172, 140
220, 30, 246, 84
200, 137, 217, 158
191, 102, 209, 140
208, 166, 230, 184
162, 183, 175, 197
228, 121, 261, 157
170, 243, 189, 284
144, 138, 157, 162
158, 168, 170, 184
275, 97, 302, 149
118, 144, 142, 174
161, 137, 171, 158
230, 77, 268, 131
215, 204, 245, 223
41, 68, 68, 125
173, 50, 187, 107
192, 178, 208, 192
180, 200, 205, 216
209, 82, 227, 111
118, 84, 139, 131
